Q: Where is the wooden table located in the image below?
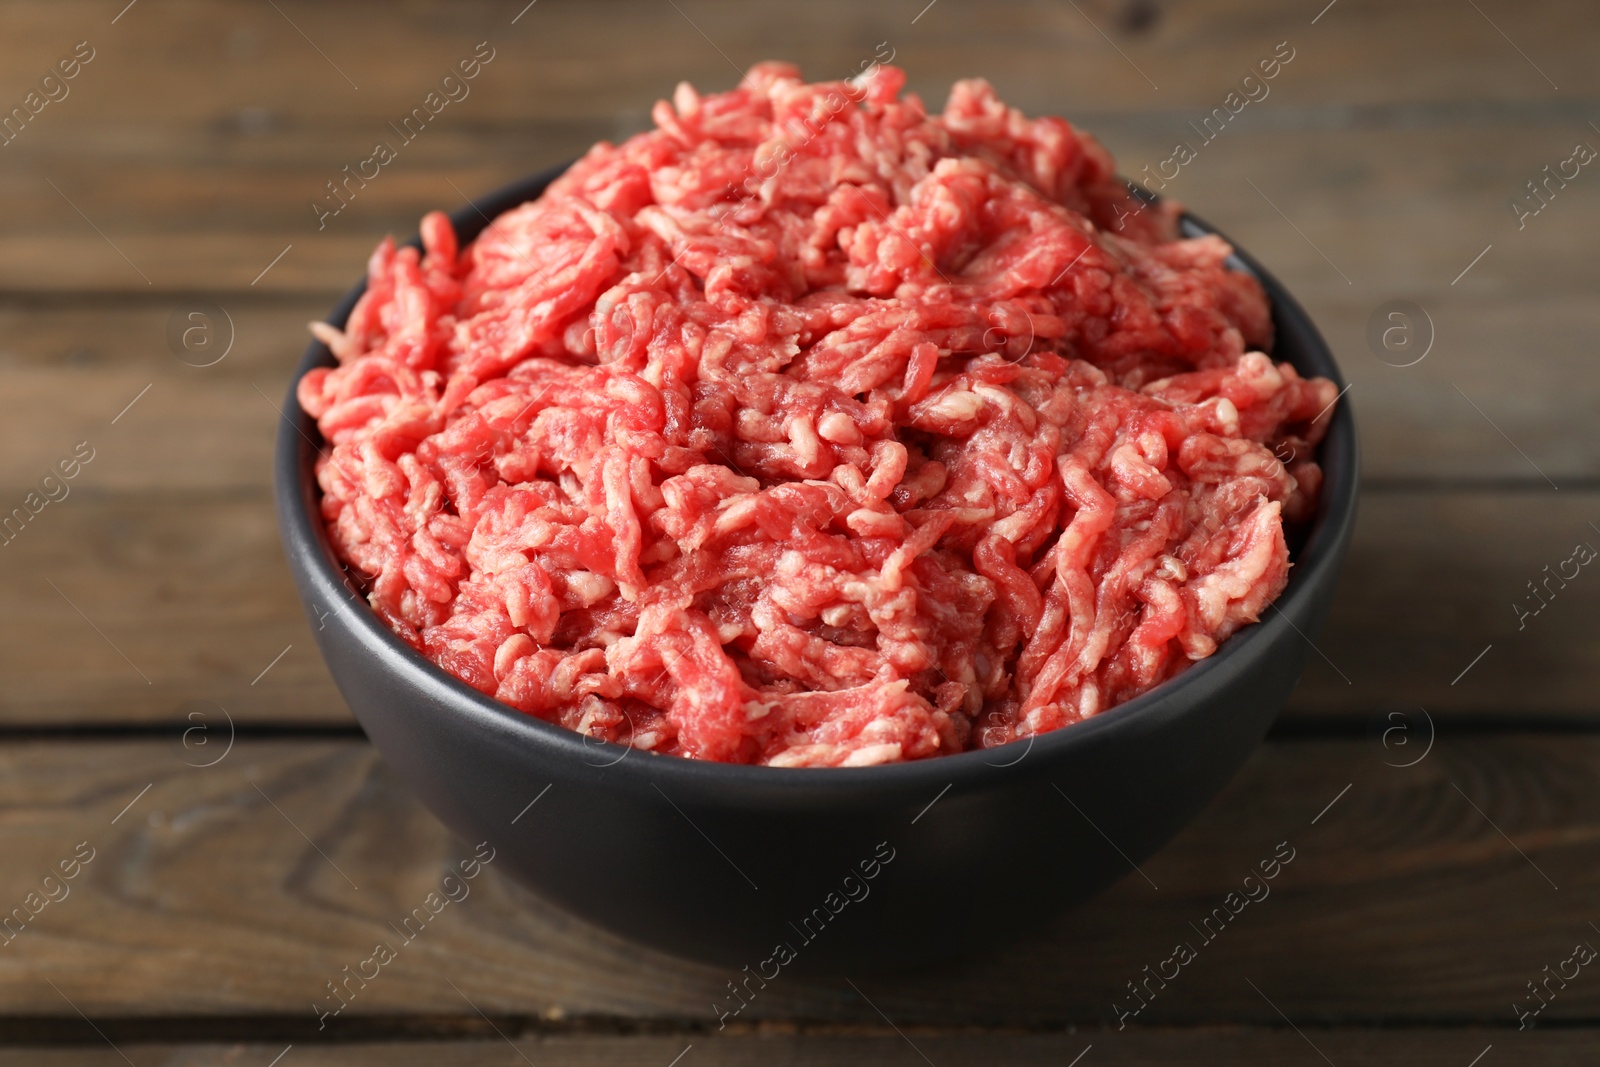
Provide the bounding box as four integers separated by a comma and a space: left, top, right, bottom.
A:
2, 0, 1595, 1061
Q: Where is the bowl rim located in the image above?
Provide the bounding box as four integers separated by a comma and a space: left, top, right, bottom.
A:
275, 163, 1359, 791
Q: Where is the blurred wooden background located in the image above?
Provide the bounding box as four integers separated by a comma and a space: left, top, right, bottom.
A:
0, 0, 1596, 1062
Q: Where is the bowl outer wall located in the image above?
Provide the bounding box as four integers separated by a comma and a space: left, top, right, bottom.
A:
274, 164, 1358, 971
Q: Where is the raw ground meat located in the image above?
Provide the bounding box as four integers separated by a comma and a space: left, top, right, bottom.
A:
298, 62, 1339, 767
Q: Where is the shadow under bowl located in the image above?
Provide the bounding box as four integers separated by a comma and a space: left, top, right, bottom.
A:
274, 164, 1359, 975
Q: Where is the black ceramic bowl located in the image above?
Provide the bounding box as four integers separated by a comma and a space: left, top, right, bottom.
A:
275, 164, 1358, 974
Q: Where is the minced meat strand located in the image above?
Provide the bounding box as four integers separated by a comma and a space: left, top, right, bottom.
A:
298, 62, 1338, 767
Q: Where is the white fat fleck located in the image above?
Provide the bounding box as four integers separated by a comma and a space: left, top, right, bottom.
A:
840, 579, 875, 603
1214, 397, 1240, 434
712, 496, 762, 538
310, 321, 352, 361
847, 507, 900, 537
991, 510, 1032, 542
788, 415, 823, 467
925, 389, 985, 422
841, 743, 902, 767
816, 411, 862, 445
972, 383, 1014, 411
565, 571, 616, 607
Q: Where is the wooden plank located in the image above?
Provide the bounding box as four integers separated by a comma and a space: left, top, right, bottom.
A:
1286, 488, 1600, 718
3, 278, 1595, 489
7, 125, 1593, 475
0, 0, 1588, 131
0, 492, 342, 727
0, 0, 1582, 1055
1, 488, 1594, 727
0, 1030, 1570, 1066
1, 734, 1596, 1026
3, 8, 1591, 475
0, 0, 1590, 304
1, 118, 1592, 300
1300, 293, 1600, 488
0, 299, 326, 497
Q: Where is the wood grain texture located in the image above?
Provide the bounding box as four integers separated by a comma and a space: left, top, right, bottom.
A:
0, 0, 1589, 124
2, 279, 1596, 489
0, 735, 1594, 1026
2, 489, 1593, 727
1, 109, 1593, 313
1289, 488, 1600, 718
0, 1030, 1566, 1066
0, 0, 1591, 304
0, 0, 1594, 1048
